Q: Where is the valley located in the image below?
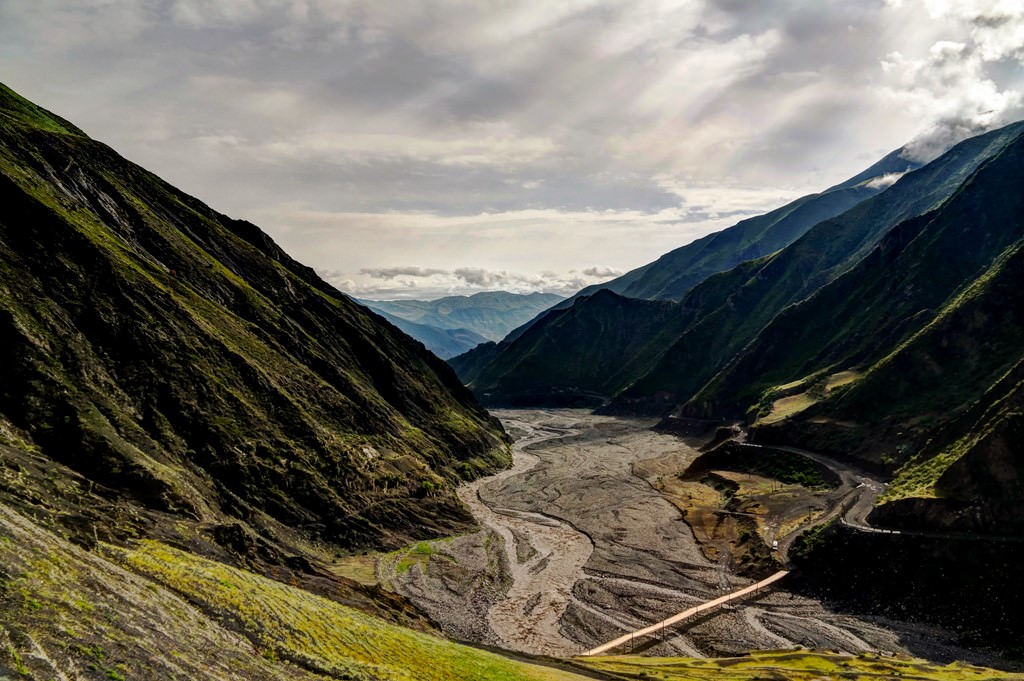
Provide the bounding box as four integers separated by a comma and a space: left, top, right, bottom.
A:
380, 410, 1004, 666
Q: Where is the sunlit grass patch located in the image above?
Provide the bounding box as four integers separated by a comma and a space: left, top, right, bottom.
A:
576, 650, 1017, 680
758, 393, 817, 424
115, 540, 587, 681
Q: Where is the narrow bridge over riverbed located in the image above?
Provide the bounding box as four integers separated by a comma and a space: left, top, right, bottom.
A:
579, 570, 790, 656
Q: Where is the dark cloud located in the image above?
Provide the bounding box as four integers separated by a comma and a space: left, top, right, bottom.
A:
359, 267, 448, 280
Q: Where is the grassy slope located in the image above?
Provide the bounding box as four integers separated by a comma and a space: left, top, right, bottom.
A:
694, 123, 1024, 423
457, 290, 685, 404
623, 121, 1024, 405
0, 82, 509, 554
840, 240, 1024, 501
578, 651, 1010, 681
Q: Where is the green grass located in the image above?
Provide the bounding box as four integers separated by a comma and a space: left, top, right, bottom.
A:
576, 650, 1017, 680
115, 541, 587, 681
758, 392, 816, 424
114, 541, 1021, 681
0, 83, 86, 135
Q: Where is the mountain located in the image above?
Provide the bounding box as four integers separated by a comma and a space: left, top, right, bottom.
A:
0, 81, 511, 568
362, 307, 488, 359
455, 119, 1024, 654
578, 148, 917, 303
452, 123, 1024, 412
621, 120, 1024, 404
456, 290, 685, 406
362, 291, 563, 344
679, 121, 1024, 489
489, 148, 920, 348
0, 83, 1019, 680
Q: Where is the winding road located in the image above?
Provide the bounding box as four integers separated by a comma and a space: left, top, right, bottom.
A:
736, 443, 889, 561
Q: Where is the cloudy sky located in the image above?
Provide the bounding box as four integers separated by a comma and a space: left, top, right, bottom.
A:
2, 1, 1022, 299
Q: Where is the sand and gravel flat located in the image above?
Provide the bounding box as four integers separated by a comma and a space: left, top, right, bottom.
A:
386, 409, 979, 662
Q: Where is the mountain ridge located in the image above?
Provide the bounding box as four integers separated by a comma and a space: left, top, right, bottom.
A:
0, 81, 510, 564
453, 121, 1024, 417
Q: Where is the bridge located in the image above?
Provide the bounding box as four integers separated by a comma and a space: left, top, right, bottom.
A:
579, 570, 789, 656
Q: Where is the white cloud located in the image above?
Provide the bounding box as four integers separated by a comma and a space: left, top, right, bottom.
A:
880, 0, 1024, 162
2, 0, 1022, 300
359, 267, 449, 280
582, 266, 623, 277
865, 170, 910, 189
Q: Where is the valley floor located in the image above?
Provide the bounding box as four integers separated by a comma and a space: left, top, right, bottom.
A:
381, 409, 1009, 666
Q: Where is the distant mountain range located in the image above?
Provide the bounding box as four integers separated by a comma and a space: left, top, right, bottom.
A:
451, 119, 1024, 536
360, 291, 563, 358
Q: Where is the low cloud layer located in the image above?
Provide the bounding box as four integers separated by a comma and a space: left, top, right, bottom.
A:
1, 1, 1021, 298
334, 264, 623, 300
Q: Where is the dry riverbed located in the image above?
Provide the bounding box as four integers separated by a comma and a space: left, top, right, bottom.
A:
378, 409, 987, 662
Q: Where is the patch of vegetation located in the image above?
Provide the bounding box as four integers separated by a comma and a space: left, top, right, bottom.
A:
787, 519, 837, 563
576, 650, 1015, 680
687, 444, 836, 490
115, 540, 587, 681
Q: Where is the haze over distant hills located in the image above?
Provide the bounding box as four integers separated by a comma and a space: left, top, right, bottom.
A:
360, 291, 563, 358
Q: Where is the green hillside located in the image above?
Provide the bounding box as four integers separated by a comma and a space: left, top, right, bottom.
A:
0, 81, 509, 562
0, 81, 1020, 681
695, 124, 1024, 429
458, 290, 685, 406
452, 123, 1023, 410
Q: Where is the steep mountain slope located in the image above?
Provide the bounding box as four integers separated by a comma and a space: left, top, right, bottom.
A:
362, 307, 488, 359
578, 148, 917, 303
671, 124, 1024, 538
692, 130, 1024, 429
453, 124, 1022, 407
363, 291, 563, 342
754, 237, 1024, 508
486, 148, 920, 349
623, 121, 1024, 405
0, 81, 509, 566
457, 290, 685, 406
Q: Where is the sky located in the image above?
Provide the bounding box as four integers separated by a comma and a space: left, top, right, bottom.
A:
2, 1, 1023, 299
